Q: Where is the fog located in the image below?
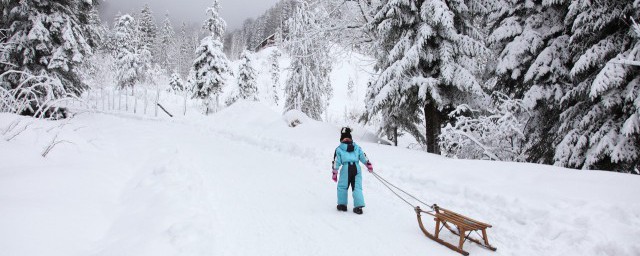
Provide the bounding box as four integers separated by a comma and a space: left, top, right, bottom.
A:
98, 0, 280, 30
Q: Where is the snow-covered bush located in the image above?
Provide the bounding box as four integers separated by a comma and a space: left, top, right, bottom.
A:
169, 72, 184, 92
440, 93, 529, 162
283, 109, 309, 128
0, 71, 71, 119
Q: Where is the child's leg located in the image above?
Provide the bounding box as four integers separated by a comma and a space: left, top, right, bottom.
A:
353, 170, 365, 207
337, 167, 349, 205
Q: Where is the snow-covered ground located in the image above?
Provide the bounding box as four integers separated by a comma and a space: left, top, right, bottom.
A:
1, 101, 639, 256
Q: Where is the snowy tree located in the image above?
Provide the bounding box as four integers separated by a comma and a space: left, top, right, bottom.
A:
190, 0, 231, 114
269, 49, 282, 105
176, 22, 193, 79
440, 92, 529, 162
237, 51, 258, 101
113, 14, 144, 91
554, 1, 640, 172
364, 0, 488, 153
169, 72, 184, 92
485, 0, 571, 163
347, 78, 355, 100
0, 0, 98, 117
138, 4, 157, 57
283, 1, 333, 121
157, 12, 175, 72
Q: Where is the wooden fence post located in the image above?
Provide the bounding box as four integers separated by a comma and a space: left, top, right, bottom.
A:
144, 88, 148, 115
183, 89, 187, 116
134, 88, 138, 114
118, 89, 122, 111
154, 86, 159, 117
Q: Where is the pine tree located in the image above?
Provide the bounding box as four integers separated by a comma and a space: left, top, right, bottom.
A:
554, 0, 639, 172
270, 49, 282, 105
177, 22, 192, 78
237, 51, 258, 101
169, 71, 184, 91
113, 14, 144, 90
157, 12, 175, 72
138, 4, 157, 57
485, 0, 571, 163
190, 0, 231, 114
283, 1, 333, 121
364, 0, 488, 152
0, 0, 98, 115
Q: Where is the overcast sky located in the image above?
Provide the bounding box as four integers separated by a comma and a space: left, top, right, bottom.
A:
98, 0, 280, 30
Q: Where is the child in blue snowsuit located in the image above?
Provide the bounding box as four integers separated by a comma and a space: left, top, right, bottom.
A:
332, 127, 373, 215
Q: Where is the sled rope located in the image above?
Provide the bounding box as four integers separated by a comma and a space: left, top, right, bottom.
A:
371, 171, 434, 210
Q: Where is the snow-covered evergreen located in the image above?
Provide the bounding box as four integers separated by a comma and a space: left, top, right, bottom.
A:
555, 1, 640, 172
283, 1, 333, 121
157, 12, 175, 72
483, 0, 570, 163
0, 0, 98, 116
269, 49, 281, 105
113, 14, 144, 91
137, 4, 157, 57
237, 51, 258, 101
169, 71, 184, 92
190, 0, 231, 114
364, 0, 488, 152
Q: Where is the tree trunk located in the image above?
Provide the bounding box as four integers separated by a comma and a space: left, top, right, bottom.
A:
424, 102, 441, 154
393, 126, 398, 147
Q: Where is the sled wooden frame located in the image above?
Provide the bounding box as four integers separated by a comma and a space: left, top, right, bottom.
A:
415, 205, 496, 255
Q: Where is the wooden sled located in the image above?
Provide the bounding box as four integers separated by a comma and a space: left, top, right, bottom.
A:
415, 205, 496, 255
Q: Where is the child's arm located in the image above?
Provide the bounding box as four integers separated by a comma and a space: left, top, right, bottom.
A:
333, 148, 342, 170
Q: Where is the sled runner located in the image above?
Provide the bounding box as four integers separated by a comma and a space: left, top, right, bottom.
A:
415, 205, 496, 255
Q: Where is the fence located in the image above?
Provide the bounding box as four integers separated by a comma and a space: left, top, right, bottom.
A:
73, 86, 193, 118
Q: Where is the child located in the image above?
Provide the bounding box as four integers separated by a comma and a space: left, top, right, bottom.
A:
332, 127, 373, 214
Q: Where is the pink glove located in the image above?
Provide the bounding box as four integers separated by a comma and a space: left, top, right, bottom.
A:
366, 162, 373, 173
332, 169, 338, 182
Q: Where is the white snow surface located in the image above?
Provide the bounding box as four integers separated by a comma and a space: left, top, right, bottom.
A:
1, 101, 640, 256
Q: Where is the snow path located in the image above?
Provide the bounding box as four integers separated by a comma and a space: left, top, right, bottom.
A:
1, 103, 640, 256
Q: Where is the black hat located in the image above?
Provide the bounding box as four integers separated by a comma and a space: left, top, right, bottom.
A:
340, 127, 352, 141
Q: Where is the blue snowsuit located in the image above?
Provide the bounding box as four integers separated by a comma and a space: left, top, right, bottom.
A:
333, 141, 369, 208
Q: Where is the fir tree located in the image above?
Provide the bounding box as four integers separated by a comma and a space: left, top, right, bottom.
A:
157, 12, 175, 72
190, 0, 231, 114
113, 14, 143, 90
138, 4, 157, 56
485, 0, 571, 163
364, 0, 488, 152
0, 0, 98, 115
269, 49, 282, 105
283, 1, 333, 121
237, 51, 258, 101
169, 71, 184, 91
555, 0, 639, 172
177, 22, 191, 78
